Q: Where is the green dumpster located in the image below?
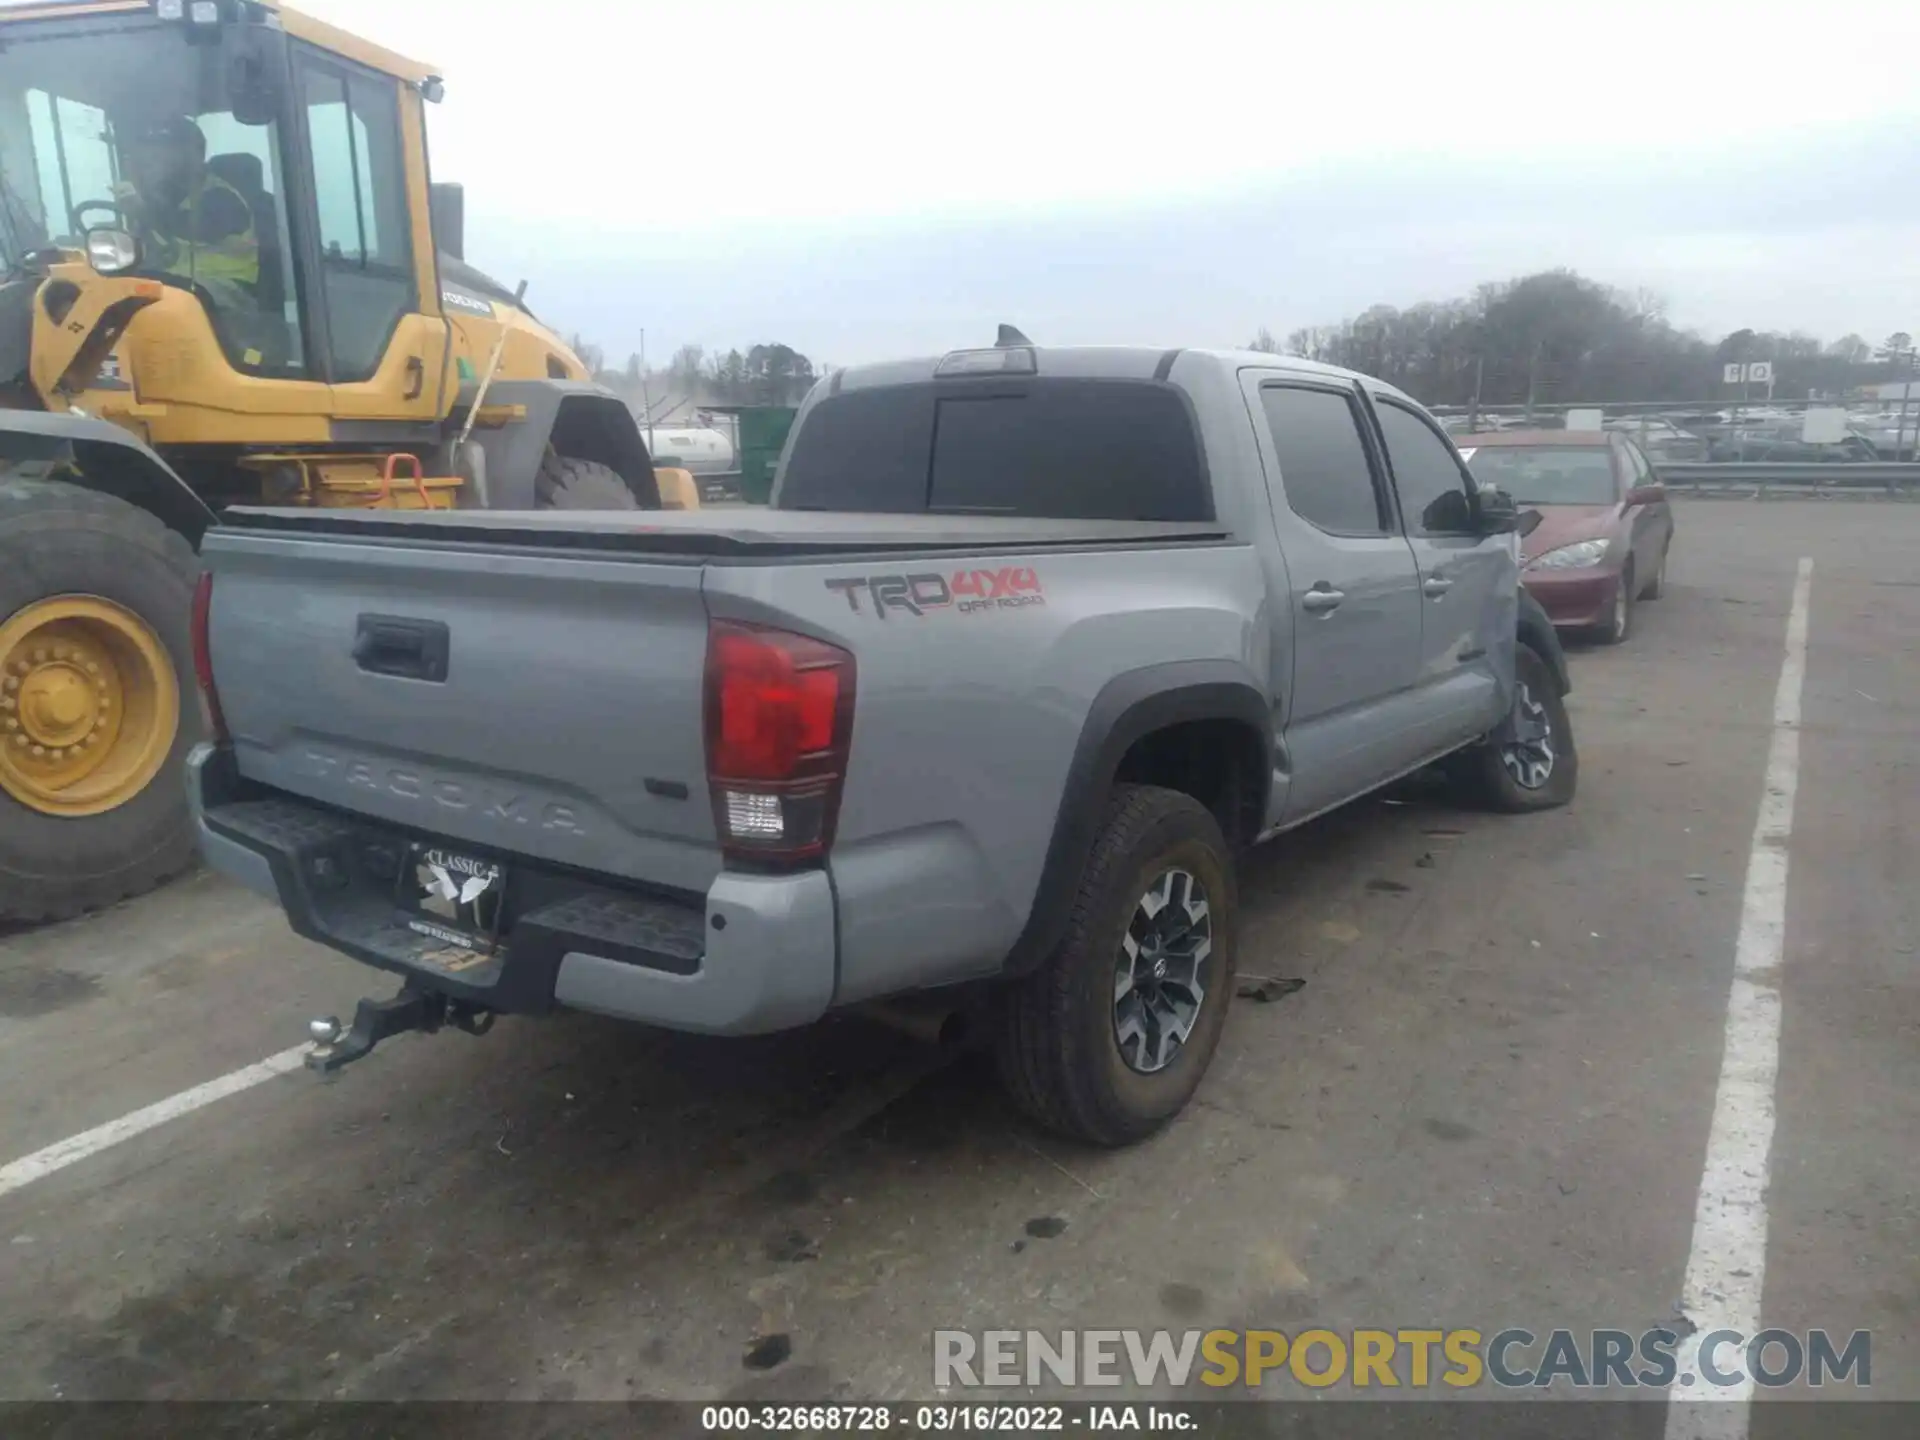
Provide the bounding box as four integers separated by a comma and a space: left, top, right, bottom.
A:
704, 405, 797, 505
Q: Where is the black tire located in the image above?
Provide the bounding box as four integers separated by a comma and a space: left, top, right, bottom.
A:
994, 784, 1238, 1147
1455, 644, 1578, 813
0, 479, 202, 922
1642, 543, 1668, 600
535, 454, 638, 510
1593, 564, 1633, 644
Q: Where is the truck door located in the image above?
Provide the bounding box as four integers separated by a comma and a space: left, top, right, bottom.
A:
289, 45, 449, 426
1241, 373, 1425, 824
1367, 394, 1514, 755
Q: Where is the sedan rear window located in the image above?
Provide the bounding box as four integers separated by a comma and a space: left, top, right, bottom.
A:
1463, 446, 1618, 506
777, 380, 1211, 520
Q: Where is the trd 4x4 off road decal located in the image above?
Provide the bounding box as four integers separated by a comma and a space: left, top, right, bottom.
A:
826, 567, 1045, 618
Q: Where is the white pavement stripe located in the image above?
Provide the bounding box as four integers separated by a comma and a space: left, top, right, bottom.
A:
1666, 557, 1812, 1440
0, 1047, 307, 1203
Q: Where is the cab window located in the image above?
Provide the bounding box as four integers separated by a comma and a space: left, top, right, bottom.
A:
6, 22, 305, 378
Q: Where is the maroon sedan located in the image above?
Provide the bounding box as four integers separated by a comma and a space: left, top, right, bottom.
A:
1457, 430, 1675, 644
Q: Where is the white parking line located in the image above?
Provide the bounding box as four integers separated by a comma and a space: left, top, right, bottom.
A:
0, 1046, 307, 1203
1666, 557, 1812, 1440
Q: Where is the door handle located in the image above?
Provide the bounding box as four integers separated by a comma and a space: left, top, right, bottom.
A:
354, 614, 450, 682
403, 355, 425, 401
1301, 586, 1345, 614
1423, 576, 1454, 598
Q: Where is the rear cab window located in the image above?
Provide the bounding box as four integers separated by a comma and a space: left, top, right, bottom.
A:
777, 380, 1212, 520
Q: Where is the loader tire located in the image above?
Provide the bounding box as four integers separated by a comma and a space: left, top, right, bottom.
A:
994, 784, 1238, 1148
535, 454, 638, 510
0, 479, 202, 923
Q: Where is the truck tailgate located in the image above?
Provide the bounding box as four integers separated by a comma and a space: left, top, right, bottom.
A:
202, 527, 720, 895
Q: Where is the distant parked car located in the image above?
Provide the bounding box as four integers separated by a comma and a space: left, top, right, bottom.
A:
1706, 430, 1882, 463
1603, 417, 1707, 462
1457, 430, 1674, 645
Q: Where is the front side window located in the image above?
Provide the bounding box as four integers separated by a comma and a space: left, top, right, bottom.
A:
297, 56, 414, 381
1, 24, 304, 374
1374, 400, 1477, 535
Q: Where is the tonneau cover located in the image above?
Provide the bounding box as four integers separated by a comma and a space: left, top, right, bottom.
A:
218, 505, 1231, 558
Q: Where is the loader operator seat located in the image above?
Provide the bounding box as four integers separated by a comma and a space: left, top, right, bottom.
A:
206, 152, 289, 359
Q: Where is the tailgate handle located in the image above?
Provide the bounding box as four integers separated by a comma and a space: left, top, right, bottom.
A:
353, 615, 450, 682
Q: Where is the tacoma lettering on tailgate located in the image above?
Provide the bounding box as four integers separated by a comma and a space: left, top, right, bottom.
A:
301, 749, 587, 835
825, 567, 1045, 618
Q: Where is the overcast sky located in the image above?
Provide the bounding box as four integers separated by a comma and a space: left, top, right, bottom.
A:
308, 0, 1920, 366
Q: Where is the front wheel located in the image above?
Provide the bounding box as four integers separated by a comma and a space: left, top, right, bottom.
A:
0, 479, 202, 921
1594, 566, 1633, 644
1455, 644, 1578, 813
1642, 543, 1669, 600
995, 785, 1238, 1147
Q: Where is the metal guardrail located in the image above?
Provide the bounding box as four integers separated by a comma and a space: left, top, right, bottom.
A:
1659, 462, 1920, 489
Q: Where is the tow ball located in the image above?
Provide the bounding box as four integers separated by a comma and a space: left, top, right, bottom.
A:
305, 986, 496, 1073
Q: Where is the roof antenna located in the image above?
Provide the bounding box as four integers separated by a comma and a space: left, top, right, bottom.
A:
996, 324, 1033, 348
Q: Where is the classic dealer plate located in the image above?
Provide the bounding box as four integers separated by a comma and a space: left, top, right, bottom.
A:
400, 843, 506, 953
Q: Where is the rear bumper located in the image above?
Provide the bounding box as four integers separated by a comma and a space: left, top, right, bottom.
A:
187, 744, 836, 1035
1521, 567, 1621, 630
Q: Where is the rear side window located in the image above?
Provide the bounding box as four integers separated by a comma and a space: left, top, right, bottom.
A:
778, 380, 1211, 520
1258, 384, 1388, 535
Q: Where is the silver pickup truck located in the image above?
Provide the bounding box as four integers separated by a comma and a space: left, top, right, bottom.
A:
189, 343, 1574, 1145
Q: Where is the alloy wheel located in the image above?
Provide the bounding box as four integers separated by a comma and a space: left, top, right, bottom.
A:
1112, 868, 1212, 1074
1500, 682, 1556, 790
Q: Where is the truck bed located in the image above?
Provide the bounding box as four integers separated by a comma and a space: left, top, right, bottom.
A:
219, 505, 1232, 558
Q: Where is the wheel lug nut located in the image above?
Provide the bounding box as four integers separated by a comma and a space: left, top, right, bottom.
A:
53, 645, 69, 661
29, 745, 44, 757
85, 663, 100, 675
2, 676, 14, 690
31, 648, 47, 663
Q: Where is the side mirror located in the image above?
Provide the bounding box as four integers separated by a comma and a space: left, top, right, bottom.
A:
227, 29, 286, 127
1625, 483, 1666, 507
430, 183, 466, 261
1474, 485, 1520, 535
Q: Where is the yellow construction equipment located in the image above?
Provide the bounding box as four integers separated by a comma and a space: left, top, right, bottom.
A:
0, 0, 692, 920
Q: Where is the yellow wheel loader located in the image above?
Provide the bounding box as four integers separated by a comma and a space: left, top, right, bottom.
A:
0, 0, 690, 922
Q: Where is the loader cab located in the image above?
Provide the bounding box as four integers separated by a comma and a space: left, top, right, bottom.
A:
0, 1, 451, 423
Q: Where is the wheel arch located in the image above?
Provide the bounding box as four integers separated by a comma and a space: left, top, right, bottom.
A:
458, 380, 661, 509
1001, 660, 1273, 978
0, 410, 217, 544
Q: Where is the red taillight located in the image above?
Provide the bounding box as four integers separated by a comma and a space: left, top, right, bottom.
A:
190, 571, 228, 741
704, 620, 855, 863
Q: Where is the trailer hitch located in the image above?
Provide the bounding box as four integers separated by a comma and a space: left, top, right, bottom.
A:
305, 986, 495, 1074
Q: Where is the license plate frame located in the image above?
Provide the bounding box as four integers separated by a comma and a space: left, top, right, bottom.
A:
397, 842, 507, 954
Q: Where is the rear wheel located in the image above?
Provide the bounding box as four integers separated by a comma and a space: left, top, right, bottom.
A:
535, 453, 638, 510
0, 480, 201, 922
995, 785, 1238, 1147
